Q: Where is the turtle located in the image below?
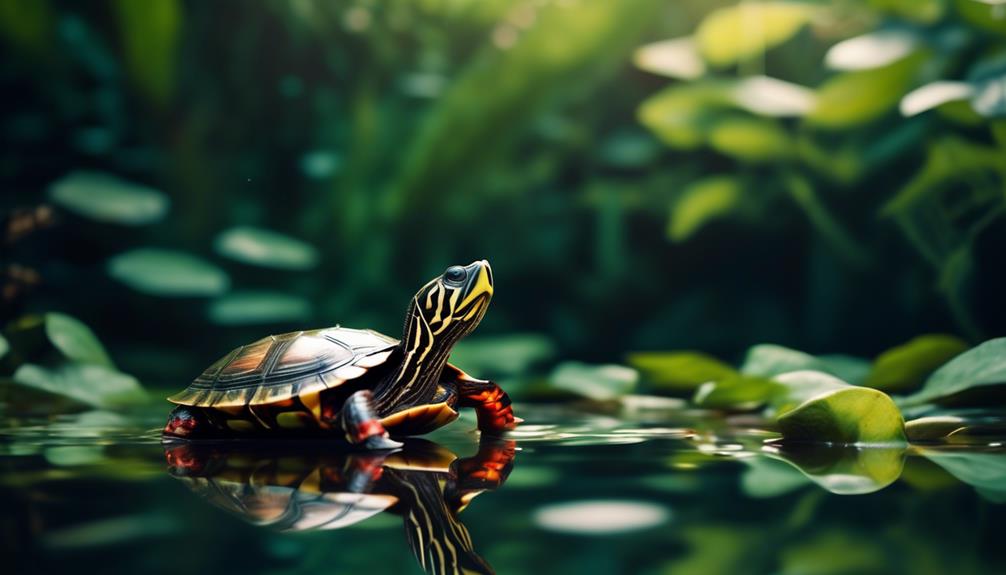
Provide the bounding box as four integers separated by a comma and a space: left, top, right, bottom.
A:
163, 260, 519, 449
163, 437, 516, 575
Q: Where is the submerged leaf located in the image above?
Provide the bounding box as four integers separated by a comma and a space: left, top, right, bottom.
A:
627, 351, 736, 392
776, 379, 907, 445
107, 248, 230, 297
214, 226, 320, 270
668, 176, 743, 241
48, 171, 169, 225
904, 338, 1006, 405
864, 334, 968, 392
695, 3, 816, 67
12, 362, 147, 409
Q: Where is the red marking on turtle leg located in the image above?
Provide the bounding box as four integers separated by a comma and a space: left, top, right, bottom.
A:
162, 406, 203, 438
354, 419, 386, 443
458, 380, 521, 434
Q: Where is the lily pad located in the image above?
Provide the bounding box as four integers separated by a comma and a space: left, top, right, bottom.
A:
668, 176, 743, 242
550, 361, 638, 401
695, 3, 816, 67
903, 337, 1006, 405
693, 375, 780, 410
208, 291, 312, 325
107, 248, 230, 297
627, 351, 736, 392
214, 226, 320, 271
863, 334, 968, 392
776, 376, 907, 445
48, 171, 169, 225
12, 362, 147, 409
44, 313, 115, 367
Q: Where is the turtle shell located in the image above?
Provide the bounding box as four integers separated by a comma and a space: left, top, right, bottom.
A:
168, 327, 399, 409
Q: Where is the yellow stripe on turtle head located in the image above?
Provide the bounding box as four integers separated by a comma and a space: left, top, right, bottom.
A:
457, 263, 493, 312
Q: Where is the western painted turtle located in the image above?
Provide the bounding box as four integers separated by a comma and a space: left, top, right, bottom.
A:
164, 438, 516, 575
163, 260, 519, 448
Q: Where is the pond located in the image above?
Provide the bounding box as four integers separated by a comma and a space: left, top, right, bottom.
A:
4, 401, 1004, 575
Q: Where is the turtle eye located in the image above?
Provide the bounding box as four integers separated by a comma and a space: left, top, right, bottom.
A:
443, 266, 466, 284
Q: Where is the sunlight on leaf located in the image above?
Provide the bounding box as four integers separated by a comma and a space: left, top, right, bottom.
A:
49, 171, 170, 225
208, 291, 312, 325
900, 81, 974, 117
825, 29, 918, 71
864, 334, 968, 392
668, 176, 742, 242
214, 226, 320, 270
107, 248, 230, 297
633, 36, 705, 80
533, 500, 669, 534
695, 3, 817, 67
904, 338, 1006, 405
732, 76, 815, 117
628, 351, 736, 392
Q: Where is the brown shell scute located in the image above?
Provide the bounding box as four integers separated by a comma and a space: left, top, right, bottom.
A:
168, 327, 399, 408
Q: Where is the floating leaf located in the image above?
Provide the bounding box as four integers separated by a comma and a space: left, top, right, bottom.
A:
816, 354, 872, 386
532, 500, 669, 534
771, 370, 851, 416
825, 29, 918, 71
903, 338, 1006, 405
732, 76, 815, 117
864, 334, 968, 392
214, 226, 320, 270
695, 3, 816, 67
776, 374, 907, 445
107, 248, 230, 297
550, 362, 638, 401
633, 36, 705, 80
627, 351, 736, 392
769, 444, 906, 494
668, 176, 743, 242
48, 171, 169, 225
742, 344, 826, 378
900, 81, 974, 117
693, 375, 780, 410
208, 291, 312, 325
921, 450, 1006, 502
809, 53, 925, 128
12, 362, 147, 408
45, 313, 114, 367
707, 116, 793, 162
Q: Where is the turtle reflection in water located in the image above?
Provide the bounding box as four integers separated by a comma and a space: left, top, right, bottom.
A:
164, 438, 516, 575
163, 260, 520, 449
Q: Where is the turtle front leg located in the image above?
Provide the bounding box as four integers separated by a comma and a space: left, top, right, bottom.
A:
446, 368, 522, 435
334, 390, 403, 450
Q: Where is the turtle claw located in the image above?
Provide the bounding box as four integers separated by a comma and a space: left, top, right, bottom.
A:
363, 434, 403, 450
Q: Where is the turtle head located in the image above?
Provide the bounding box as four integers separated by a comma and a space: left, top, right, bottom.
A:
405, 260, 493, 349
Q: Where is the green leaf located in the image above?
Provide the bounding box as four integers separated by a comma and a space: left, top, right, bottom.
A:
903, 338, 1006, 405
869, 0, 946, 24
207, 291, 312, 325
771, 370, 851, 416
627, 351, 736, 392
741, 344, 827, 378
809, 53, 925, 128
731, 76, 815, 117
825, 29, 918, 71
693, 375, 780, 410
111, 0, 180, 107
768, 444, 906, 494
968, 54, 1006, 118
920, 450, 1006, 502
864, 334, 968, 392
707, 116, 793, 162
48, 171, 169, 225
776, 376, 907, 445
12, 362, 147, 409
214, 226, 320, 270
899, 81, 974, 117
44, 313, 114, 367
957, 0, 1006, 35
449, 333, 555, 377
695, 3, 817, 67
816, 354, 872, 386
633, 36, 705, 80
741, 456, 812, 498
668, 176, 743, 242
549, 361, 638, 401
638, 81, 732, 149
0, 333, 8, 361
107, 248, 230, 297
